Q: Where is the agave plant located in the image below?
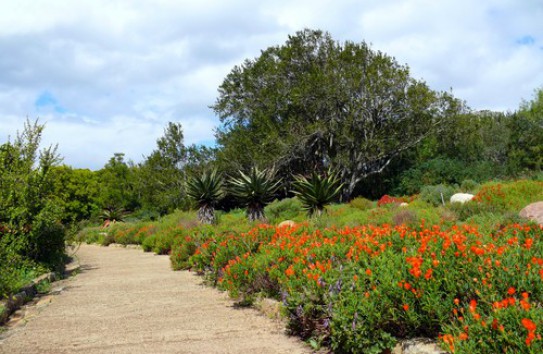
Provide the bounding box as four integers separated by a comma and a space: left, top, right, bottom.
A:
100, 205, 127, 222
229, 167, 281, 222
186, 170, 224, 224
292, 170, 344, 217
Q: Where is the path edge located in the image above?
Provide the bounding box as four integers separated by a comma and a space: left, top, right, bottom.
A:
0, 255, 81, 326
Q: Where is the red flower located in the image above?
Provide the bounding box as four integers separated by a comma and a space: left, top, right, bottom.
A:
507, 287, 516, 295
522, 318, 536, 332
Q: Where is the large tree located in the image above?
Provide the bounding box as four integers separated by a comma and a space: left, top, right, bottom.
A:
212, 29, 462, 199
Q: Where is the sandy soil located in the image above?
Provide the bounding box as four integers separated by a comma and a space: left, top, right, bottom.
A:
0, 244, 311, 354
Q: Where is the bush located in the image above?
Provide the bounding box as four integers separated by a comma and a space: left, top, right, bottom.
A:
419, 184, 456, 206
459, 179, 479, 194
264, 197, 303, 223
349, 197, 375, 211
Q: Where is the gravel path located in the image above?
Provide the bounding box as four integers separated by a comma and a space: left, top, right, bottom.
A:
0, 244, 311, 354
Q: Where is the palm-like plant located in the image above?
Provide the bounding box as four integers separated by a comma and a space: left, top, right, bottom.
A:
292, 170, 343, 217
100, 205, 127, 222
229, 167, 281, 222
186, 170, 224, 224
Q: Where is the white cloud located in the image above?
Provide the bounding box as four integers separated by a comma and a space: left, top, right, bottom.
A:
0, 0, 542, 169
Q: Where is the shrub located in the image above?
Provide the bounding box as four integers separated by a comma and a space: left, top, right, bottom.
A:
419, 184, 456, 206
349, 197, 374, 211
392, 209, 418, 227
264, 197, 304, 223
459, 179, 479, 194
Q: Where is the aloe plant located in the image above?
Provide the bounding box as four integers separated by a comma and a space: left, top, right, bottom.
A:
229, 167, 281, 222
186, 170, 224, 224
292, 170, 343, 216
100, 206, 127, 222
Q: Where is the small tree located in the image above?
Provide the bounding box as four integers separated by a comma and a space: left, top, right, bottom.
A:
292, 170, 343, 217
186, 170, 224, 224
229, 167, 281, 222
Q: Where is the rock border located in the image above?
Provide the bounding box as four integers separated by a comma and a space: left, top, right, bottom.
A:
0, 259, 80, 326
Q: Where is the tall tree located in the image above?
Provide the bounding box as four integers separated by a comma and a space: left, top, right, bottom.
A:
507, 88, 543, 172
212, 29, 462, 199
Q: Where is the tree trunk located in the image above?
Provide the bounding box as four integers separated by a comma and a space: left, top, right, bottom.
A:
198, 204, 216, 224
247, 205, 266, 222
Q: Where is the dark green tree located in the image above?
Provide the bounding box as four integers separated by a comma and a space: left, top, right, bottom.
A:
0, 119, 65, 268
97, 153, 138, 212
507, 88, 543, 173
212, 29, 462, 199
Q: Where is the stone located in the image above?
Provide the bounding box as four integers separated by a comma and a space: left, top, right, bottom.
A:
393, 338, 447, 354
450, 193, 474, 204
277, 220, 296, 228
519, 201, 543, 225
400, 202, 409, 207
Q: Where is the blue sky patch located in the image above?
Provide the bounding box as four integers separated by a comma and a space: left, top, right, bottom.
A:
516, 35, 535, 46
35, 91, 66, 113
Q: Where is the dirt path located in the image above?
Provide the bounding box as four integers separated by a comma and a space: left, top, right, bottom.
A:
0, 244, 311, 354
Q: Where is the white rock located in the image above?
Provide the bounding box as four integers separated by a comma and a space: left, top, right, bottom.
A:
450, 193, 474, 204
277, 220, 296, 228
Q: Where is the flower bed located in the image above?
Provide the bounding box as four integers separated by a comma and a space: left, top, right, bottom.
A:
171, 222, 543, 353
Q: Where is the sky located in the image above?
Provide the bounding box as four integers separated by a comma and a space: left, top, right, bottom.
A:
0, 0, 542, 170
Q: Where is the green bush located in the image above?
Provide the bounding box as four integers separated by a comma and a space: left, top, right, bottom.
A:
349, 197, 375, 211
459, 179, 479, 194
264, 197, 304, 223
420, 184, 456, 206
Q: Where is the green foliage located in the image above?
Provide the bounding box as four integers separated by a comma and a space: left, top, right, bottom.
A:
419, 184, 456, 206
229, 167, 282, 221
213, 29, 462, 200
100, 206, 127, 222
292, 170, 343, 216
49, 166, 100, 223
186, 170, 225, 224
264, 197, 304, 224
0, 119, 67, 298
507, 88, 543, 173
349, 197, 375, 211
97, 153, 138, 212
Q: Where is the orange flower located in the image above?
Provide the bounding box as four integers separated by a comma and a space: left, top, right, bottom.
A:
454, 298, 460, 305
285, 266, 295, 277
403, 304, 409, 311
522, 318, 537, 332
458, 332, 468, 340
507, 287, 516, 295
492, 318, 499, 330
521, 300, 531, 311
469, 299, 477, 313
365, 269, 372, 276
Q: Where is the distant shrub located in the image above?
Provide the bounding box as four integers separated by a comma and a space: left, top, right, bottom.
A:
459, 179, 479, 193
349, 197, 374, 211
392, 209, 418, 227
170, 239, 197, 270
264, 197, 303, 223
473, 180, 543, 212
419, 184, 456, 206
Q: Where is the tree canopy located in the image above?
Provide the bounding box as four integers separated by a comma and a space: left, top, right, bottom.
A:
212, 29, 464, 199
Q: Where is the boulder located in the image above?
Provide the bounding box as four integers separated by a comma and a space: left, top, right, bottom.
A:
519, 201, 543, 226
277, 220, 296, 228
450, 193, 474, 204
